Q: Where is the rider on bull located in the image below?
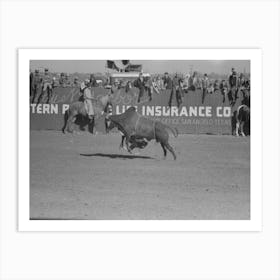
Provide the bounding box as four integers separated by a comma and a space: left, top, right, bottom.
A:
81, 79, 94, 121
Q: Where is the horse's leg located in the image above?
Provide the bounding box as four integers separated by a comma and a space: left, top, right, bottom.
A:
235, 121, 240, 136
62, 110, 68, 133
91, 117, 97, 135
160, 142, 167, 159
164, 142, 176, 160
240, 121, 245, 137
105, 118, 109, 134
66, 113, 76, 133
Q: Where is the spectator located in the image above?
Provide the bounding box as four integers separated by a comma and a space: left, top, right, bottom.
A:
81, 79, 94, 120
110, 80, 119, 94
201, 73, 209, 104
72, 77, 80, 87
183, 74, 190, 93
228, 68, 239, 104
214, 80, 220, 92
151, 77, 160, 94
38, 68, 53, 104
64, 73, 71, 87
238, 73, 246, 88
244, 79, 250, 90
31, 69, 42, 103
189, 71, 198, 91
89, 74, 97, 87
163, 72, 172, 90
220, 80, 228, 103
30, 71, 33, 97
145, 76, 153, 101
168, 74, 183, 108
59, 73, 66, 86
134, 72, 146, 103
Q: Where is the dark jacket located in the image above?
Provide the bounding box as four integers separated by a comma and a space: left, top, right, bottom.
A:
134, 77, 145, 89
163, 76, 173, 89
229, 74, 238, 87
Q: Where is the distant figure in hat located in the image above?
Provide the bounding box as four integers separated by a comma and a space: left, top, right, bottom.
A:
163, 72, 172, 90
59, 72, 66, 87
89, 74, 97, 87
72, 76, 80, 87
220, 79, 229, 103
188, 71, 198, 91
228, 68, 239, 105
31, 69, 42, 103
81, 79, 94, 120
64, 73, 71, 87
38, 68, 53, 104
168, 74, 183, 108
201, 73, 210, 104
134, 72, 146, 103
30, 71, 33, 97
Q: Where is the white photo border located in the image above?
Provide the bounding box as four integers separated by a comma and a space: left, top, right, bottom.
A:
19, 48, 262, 232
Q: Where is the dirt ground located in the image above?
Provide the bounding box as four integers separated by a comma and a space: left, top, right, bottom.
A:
30, 131, 250, 220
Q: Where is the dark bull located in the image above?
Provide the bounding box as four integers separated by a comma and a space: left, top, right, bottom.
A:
108, 107, 178, 160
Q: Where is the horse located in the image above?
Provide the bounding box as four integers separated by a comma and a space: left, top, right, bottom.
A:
235, 104, 250, 137
62, 93, 112, 134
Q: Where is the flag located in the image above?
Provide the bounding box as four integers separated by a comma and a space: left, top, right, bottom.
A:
106, 60, 118, 70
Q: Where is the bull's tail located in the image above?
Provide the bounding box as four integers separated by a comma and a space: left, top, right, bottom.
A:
163, 124, 178, 138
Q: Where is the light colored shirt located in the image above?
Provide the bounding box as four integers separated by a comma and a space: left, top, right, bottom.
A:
84, 87, 93, 99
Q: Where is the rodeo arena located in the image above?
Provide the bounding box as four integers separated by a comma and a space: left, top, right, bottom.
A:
30, 60, 250, 220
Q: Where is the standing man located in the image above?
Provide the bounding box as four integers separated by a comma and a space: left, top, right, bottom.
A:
31, 69, 42, 103
81, 79, 94, 120
59, 73, 65, 86
201, 73, 209, 104
220, 80, 228, 103
145, 76, 153, 101
30, 71, 33, 98
168, 74, 183, 108
228, 68, 239, 104
40, 68, 53, 103
163, 72, 172, 90
89, 74, 97, 87
72, 77, 80, 87
189, 71, 198, 91
64, 73, 71, 87
134, 72, 146, 103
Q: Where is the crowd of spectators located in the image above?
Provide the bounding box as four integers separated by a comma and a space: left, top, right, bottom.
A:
30, 67, 250, 106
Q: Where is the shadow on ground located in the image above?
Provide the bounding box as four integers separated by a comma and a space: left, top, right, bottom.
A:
80, 153, 154, 160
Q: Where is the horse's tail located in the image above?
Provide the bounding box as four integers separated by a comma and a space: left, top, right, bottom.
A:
163, 124, 178, 138
62, 109, 69, 133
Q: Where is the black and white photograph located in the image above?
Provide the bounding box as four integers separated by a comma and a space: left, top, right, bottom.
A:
26, 53, 254, 222
2, 1, 280, 280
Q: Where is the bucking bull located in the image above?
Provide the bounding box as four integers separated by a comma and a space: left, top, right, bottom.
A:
107, 107, 178, 160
